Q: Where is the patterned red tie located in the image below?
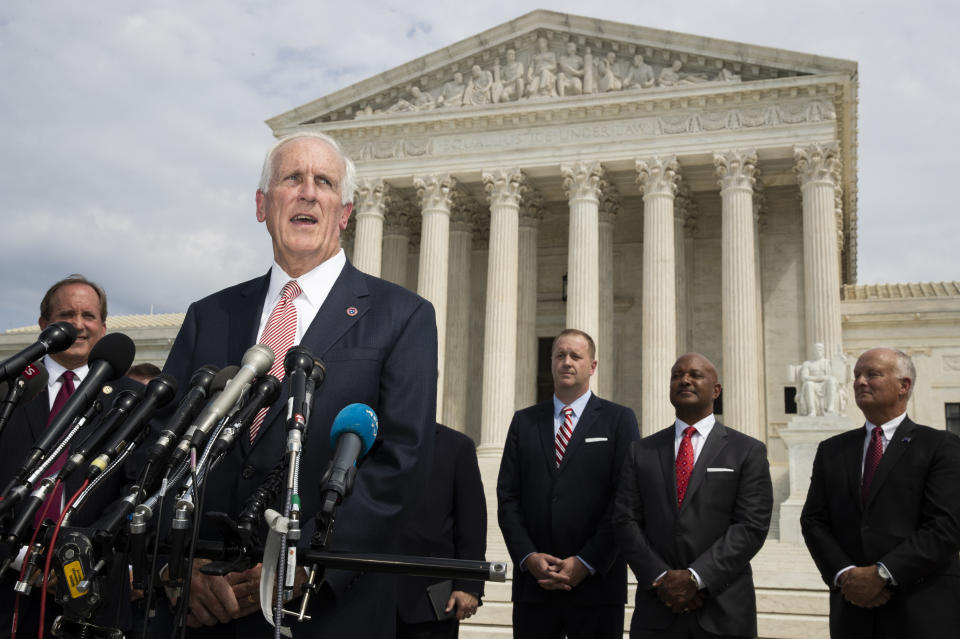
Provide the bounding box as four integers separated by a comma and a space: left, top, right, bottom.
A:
249, 280, 302, 442
36, 370, 75, 526
676, 426, 696, 507
861, 426, 884, 505
555, 406, 574, 467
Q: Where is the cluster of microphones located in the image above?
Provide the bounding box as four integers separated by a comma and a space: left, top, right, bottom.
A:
0, 322, 382, 637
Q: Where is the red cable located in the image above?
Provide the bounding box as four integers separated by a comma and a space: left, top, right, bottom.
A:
10, 485, 60, 639
38, 478, 89, 639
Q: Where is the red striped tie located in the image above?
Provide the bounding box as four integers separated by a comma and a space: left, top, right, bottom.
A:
249, 280, 302, 442
555, 406, 574, 467
861, 425, 884, 505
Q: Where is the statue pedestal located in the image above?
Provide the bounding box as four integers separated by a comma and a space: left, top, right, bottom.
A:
778, 415, 852, 544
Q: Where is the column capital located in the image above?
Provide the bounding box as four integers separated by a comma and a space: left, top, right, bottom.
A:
471, 208, 491, 250
451, 196, 482, 233
714, 149, 758, 192
519, 188, 545, 229
383, 197, 415, 237
561, 161, 605, 203
482, 168, 527, 207
794, 142, 841, 188
414, 174, 458, 211
599, 182, 620, 225
636, 155, 680, 198
354, 178, 394, 218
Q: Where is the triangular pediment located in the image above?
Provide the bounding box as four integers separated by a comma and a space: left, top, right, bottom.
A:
267, 9, 856, 129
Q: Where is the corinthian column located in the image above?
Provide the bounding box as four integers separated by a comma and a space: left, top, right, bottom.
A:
479, 169, 526, 454
597, 185, 619, 399
561, 162, 603, 346
444, 198, 477, 432
715, 149, 763, 439
636, 156, 680, 435
381, 201, 412, 288
352, 179, 391, 276
795, 143, 844, 360
517, 190, 544, 409
414, 174, 458, 420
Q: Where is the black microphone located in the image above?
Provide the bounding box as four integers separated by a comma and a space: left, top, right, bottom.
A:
86, 374, 178, 481
0, 332, 135, 508
0, 322, 76, 384
60, 389, 142, 478
164, 365, 239, 472
141, 365, 217, 471
0, 362, 48, 439
320, 404, 379, 515
284, 346, 314, 433
207, 375, 282, 460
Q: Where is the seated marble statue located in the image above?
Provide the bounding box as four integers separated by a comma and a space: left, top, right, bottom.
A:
557, 41, 584, 96
493, 49, 525, 102
597, 51, 623, 92
795, 342, 846, 416
622, 54, 656, 90
437, 72, 466, 108
464, 64, 494, 106
526, 36, 558, 97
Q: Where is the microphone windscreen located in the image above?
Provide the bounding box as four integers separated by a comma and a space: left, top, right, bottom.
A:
89, 333, 137, 380
40, 322, 78, 353
330, 403, 379, 458
211, 366, 240, 393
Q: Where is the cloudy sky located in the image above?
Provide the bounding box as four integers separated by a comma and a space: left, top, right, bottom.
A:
1, 1, 956, 332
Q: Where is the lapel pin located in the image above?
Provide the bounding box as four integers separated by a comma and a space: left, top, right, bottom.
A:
102, 385, 113, 395
902, 436, 911, 443
346, 306, 358, 317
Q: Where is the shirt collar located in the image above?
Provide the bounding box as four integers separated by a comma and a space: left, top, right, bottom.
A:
553, 389, 592, 418
866, 412, 907, 441
42, 354, 89, 387
674, 413, 716, 439
265, 249, 346, 308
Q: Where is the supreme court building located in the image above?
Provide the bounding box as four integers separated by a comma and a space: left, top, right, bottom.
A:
3, 10, 960, 637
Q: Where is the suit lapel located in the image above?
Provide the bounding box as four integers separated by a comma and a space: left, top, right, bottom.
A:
864, 418, 916, 507
26, 389, 51, 443
680, 421, 728, 512
843, 427, 867, 510
537, 403, 559, 478
656, 426, 679, 510
247, 263, 371, 452
229, 272, 270, 364
557, 394, 600, 472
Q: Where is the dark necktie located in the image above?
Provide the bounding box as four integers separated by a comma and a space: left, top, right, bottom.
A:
36, 370, 76, 526
861, 425, 884, 505
676, 426, 696, 507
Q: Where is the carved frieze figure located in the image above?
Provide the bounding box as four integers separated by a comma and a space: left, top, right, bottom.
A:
493, 48, 525, 102
387, 86, 436, 113
557, 41, 584, 96
437, 71, 466, 107
658, 60, 708, 87
526, 36, 558, 97
716, 66, 742, 82
354, 104, 376, 119
795, 342, 848, 416
582, 46, 597, 93
464, 64, 495, 105
622, 54, 655, 90
597, 51, 623, 92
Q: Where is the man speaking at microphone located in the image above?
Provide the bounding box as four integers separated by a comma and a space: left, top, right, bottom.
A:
161, 132, 438, 638
0, 274, 139, 638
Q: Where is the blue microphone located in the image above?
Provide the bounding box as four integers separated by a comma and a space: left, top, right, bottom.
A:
321, 403, 378, 514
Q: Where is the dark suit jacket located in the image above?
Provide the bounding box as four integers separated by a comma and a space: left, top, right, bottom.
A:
160, 261, 437, 639
0, 374, 144, 638
397, 424, 486, 625
612, 421, 772, 638
800, 418, 960, 638
497, 394, 639, 606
